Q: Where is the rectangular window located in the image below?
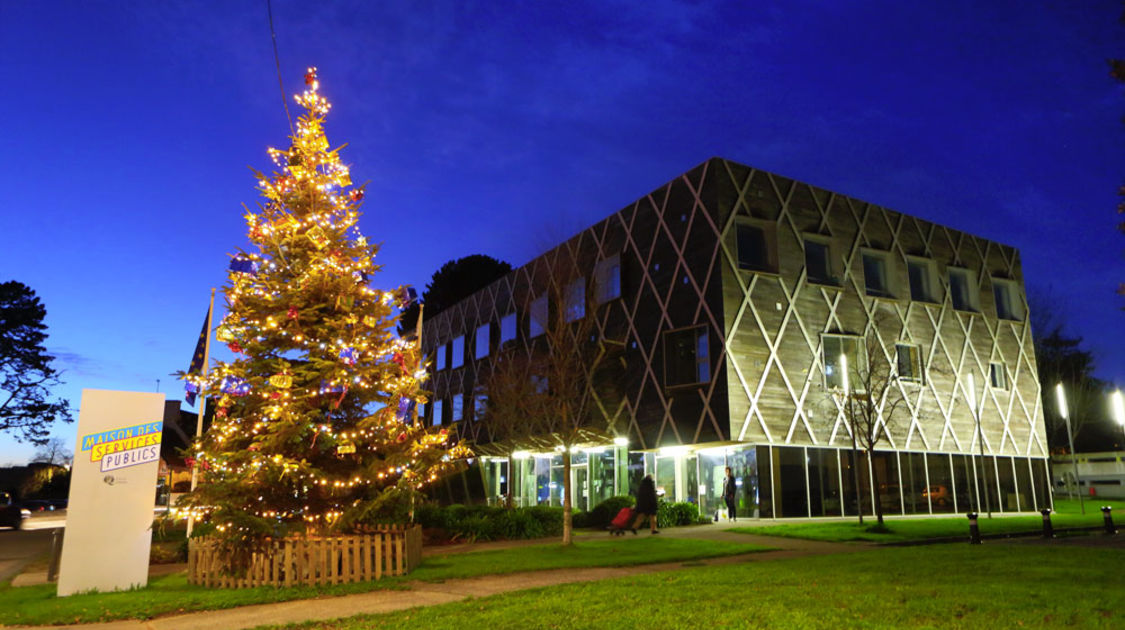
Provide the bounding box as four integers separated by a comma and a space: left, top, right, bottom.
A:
948, 268, 978, 312
736, 222, 777, 273
529, 294, 547, 338
595, 255, 622, 303
804, 238, 836, 285
822, 334, 867, 392
473, 393, 487, 421
531, 374, 548, 394
990, 362, 1008, 390
992, 279, 1023, 321
435, 344, 447, 371
451, 335, 464, 368
664, 325, 710, 387
500, 312, 516, 344
452, 393, 463, 422
565, 278, 585, 322
475, 323, 490, 359
907, 258, 938, 303
432, 399, 443, 426
862, 251, 893, 298
896, 343, 923, 384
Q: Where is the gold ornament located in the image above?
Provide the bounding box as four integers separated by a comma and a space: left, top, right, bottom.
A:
269, 373, 293, 389
306, 225, 328, 249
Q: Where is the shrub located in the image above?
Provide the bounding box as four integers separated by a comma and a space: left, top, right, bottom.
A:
571, 510, 590, 529
414, 503, 565, 541
587, 495, 636, 529
656, 500, 700, 528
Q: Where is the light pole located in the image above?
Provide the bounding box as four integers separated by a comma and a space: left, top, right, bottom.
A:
1056, 382, 1084, 515
1111, 389, 1124, 446
967, 373, 991, 518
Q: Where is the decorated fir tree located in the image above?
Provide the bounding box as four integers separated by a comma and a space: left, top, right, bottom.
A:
183, 69, 468, 540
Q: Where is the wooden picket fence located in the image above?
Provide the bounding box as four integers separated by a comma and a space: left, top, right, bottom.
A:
188, 525, 422, 588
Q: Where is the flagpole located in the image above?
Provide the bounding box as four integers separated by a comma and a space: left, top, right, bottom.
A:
414, 301, 425, 428
187, 288, 216, 536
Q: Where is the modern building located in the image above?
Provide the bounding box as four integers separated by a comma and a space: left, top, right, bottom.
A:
421, 157, 1051, 519
1051, 452, 1125, 500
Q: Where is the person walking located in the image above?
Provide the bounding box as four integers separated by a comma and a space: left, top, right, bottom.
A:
631, 474, 659, 534
723, 466, 738, 522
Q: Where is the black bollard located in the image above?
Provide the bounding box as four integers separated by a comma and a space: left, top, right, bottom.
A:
967, 512, 981, 544
1101, 506, 1117, 535
1040, 509, 1054, 538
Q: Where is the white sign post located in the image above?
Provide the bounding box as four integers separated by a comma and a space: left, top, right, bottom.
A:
58, 389, 165, 596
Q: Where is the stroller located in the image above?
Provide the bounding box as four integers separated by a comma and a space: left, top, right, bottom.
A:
608, 507, 635, 536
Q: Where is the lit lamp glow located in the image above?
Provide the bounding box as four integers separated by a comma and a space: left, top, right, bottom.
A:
968, 373, 991, 518
1111, 389, 1124, 443
1056, 382, 1084, 514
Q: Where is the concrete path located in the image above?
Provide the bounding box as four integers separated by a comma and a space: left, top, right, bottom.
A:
1, 523, 866, 630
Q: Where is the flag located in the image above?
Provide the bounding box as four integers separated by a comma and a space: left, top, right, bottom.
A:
394, 397, 416, 422
185, 308, 210, 405
395, 286, 418, 309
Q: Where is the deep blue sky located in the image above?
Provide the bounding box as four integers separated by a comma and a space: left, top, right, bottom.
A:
1, 1, 1122, 464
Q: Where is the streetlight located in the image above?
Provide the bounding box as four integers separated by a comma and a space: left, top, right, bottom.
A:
1111, 389, 1124, 443
967, 373, 991, 518
1056, 382, 1084, 515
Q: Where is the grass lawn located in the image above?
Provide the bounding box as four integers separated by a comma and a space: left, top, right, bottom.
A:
727, 498, 1125, 543
0, 537, 767, 626
272, 544, 1125, 629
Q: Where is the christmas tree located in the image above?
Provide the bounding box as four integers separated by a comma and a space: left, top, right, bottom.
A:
183, 68, 468, 541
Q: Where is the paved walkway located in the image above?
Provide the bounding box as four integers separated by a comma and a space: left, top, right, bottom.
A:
2, 523, 867, 630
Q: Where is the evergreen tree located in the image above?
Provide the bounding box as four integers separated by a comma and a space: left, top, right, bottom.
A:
184, 69, 469, 541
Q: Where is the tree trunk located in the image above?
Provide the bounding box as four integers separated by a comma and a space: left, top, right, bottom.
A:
561, 448, 573, 545
869, 447, 884, 527
850, 437, 864, 525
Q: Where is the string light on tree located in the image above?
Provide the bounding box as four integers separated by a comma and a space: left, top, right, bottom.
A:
179, 68, 470, 542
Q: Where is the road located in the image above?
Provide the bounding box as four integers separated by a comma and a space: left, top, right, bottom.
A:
0, 524, 57, 583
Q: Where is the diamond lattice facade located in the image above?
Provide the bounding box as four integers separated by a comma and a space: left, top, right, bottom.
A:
422, 157, 1051, 519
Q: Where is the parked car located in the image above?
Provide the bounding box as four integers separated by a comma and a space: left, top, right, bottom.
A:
922, 484, 950, 506
1, 493, 31, 529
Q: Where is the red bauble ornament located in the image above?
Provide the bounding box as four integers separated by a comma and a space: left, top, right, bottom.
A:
350, 189, 364, 202
216, 408, 228, 419
392, 352, 405, 369
288, 306, 299, 320
270, 392, 281, 400
228, 342, 243, 354
305, 68, 317, 85
396, 432, 407, 443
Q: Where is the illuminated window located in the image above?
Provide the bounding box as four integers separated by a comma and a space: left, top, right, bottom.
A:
664, 326, 710, 387
436, 344, 447, 371
432, 399, 443, 426
822, 334, 866, 392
